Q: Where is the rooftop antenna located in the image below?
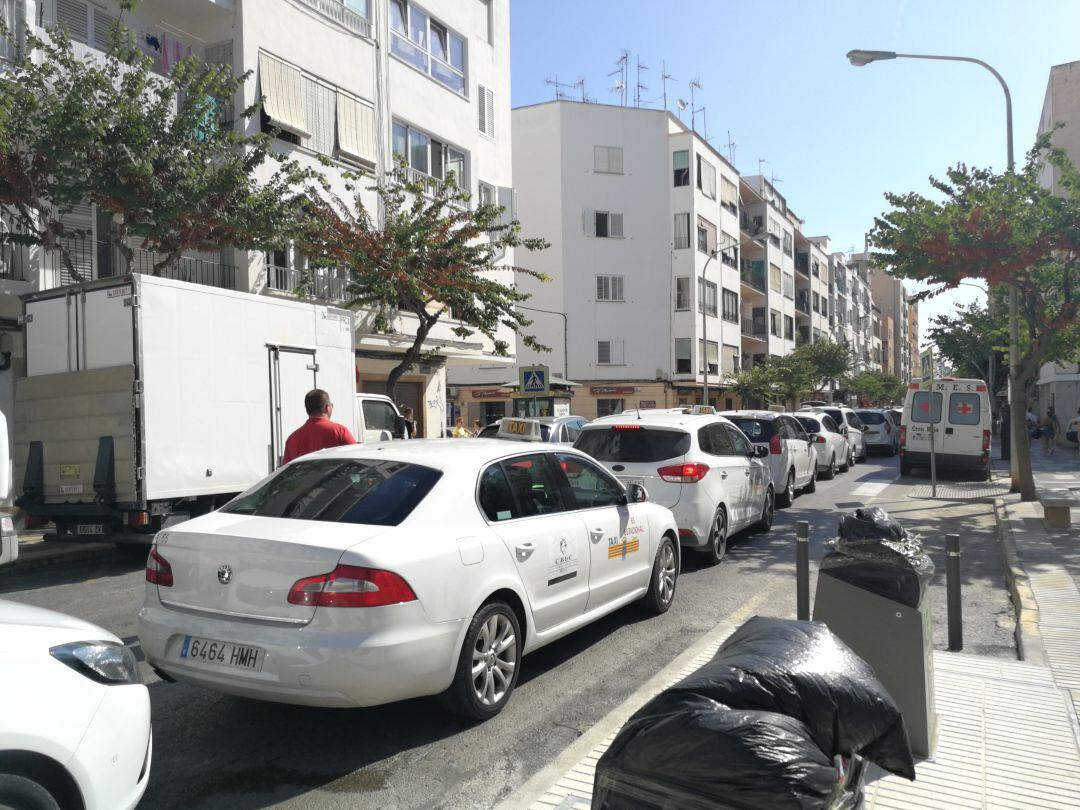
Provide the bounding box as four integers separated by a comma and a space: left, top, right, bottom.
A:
694, 105, 706, 141
608, 50, 629, 106
770, 172, 783, 186
661, 61, 675, 112
545, 74, 577, 101
675, 97, 687, 121
724, 130, 736, 163
688, 78, 702, 133
634, 55, 649, 107
572, 76, 592, 103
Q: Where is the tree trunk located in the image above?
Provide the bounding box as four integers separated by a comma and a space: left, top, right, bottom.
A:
384, 314, 434, 404
1009, 359, 1038, 501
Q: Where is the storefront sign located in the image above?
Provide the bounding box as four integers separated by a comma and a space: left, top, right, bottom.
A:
590, 386, 636, 395
638, 400, 657, 409
471, 389, 512, 398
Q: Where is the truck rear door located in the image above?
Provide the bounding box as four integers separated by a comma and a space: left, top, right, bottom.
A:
268, 347, 319, 469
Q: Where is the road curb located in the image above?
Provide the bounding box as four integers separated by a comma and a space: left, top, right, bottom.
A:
993, 497, 1048, 667
1, 541, 115, 575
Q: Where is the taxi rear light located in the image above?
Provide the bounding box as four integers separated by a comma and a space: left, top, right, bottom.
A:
814, 435, 826, 444
769, 435, 783, 455
287, 565, 417, 608
146, 547, 173, 587
982, 429, 991, 452
908, 383, 920, 390
657, 463, 710, 483
899, 426, 907, 447
612, 425, 642, 430
678, 529, 697, 540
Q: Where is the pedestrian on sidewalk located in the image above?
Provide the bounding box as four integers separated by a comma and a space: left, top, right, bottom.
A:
452, 417, 471, 438
472, 419, 483, 436
1040, 407, 1061, 456
401, 406, 417, 439
281, 389, 357, 464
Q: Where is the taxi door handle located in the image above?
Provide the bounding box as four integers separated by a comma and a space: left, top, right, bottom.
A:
515, 542, 535, 562
744, 468, 751, 476
720, 471, 728, 479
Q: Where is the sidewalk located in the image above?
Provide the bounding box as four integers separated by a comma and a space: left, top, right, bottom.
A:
513, 453, 1080, 809
1, 529, 115, 575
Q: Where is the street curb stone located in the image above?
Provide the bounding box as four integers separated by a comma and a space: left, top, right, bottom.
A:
993, 496, 1049, 667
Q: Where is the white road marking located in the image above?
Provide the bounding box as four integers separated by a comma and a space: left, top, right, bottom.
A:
851, 481, 890, 498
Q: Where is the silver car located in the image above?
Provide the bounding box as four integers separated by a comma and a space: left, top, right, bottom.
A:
477, 416, 589, 445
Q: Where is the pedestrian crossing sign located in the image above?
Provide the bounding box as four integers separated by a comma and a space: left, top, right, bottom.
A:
519, 365, 550, 397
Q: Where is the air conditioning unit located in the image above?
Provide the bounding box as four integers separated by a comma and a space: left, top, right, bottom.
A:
655, 368, 666, 381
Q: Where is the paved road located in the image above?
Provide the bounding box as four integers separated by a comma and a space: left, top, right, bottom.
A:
0, 454, 1015, 809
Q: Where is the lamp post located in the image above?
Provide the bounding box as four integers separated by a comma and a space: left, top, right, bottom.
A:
846, 48, 1019, 485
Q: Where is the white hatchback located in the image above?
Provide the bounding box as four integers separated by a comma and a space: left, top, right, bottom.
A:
574, 414, 774, 565
800, 406, 866, 466
138, 439, 679, 719
719, 412, 817, 507
794, 412, 850, 479
857, 409, 900, 456
0, 600, 152, 810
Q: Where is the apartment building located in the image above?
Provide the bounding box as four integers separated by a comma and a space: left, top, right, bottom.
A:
867, 256, 915, 380
1034, 60, 1080, 420
908, 299, 920, 372
0, 0, 513, 438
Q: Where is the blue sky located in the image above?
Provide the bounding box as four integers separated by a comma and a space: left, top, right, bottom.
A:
509, 0, 1080, 345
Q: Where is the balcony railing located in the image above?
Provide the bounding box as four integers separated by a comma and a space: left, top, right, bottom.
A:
741, 319, 767, 338
297, 0, 372, 38
125, 249, 237, 289
740, 260, 766, 293
267, 264, 350, 302
795, 291, 810, 314
797, 326, 811, 346
795, 253, 810, 276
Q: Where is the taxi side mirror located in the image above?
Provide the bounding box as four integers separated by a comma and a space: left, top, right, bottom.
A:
752, 445, 769, 459
627, 483, 649, 503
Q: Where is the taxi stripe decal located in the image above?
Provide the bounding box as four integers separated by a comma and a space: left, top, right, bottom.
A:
607, 540, 640, 559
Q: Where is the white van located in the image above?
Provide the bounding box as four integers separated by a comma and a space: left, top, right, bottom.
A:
355, 393, 409, 442
899, 378, 992, 480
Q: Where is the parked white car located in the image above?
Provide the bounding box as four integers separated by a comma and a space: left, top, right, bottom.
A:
0, 600, 152, 810
799, 405, 866, 466
138, 439, 679, 720
794, 413, 850, 479
575, 413, 774, 565
719, 411, 817, 507
857, 409, 900, 456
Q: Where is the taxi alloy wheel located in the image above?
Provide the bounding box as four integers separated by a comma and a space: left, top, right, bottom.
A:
755, 487, 775, 532
643, 537, 678, 614
824, 455, 836, 480
440, 601, 522, 720
777, 469, 796, 508
702, 506, 727, 566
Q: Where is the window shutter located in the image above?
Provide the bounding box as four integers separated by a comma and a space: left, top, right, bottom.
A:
597, 340, 611, 365
56, 0, 89, 43
302, 78, 336, 156
337, 94, 377, 165
609, 213, 623, 238
609, 147, 623, 174
593, 146, 608, 174
485, 87, 495, 138
613, 276, 624, 300
92, 7, 118, 51
497, 186, 515, 227
583, 209, 595, 237
259, 52, 310, 138
611, 340, 625, 365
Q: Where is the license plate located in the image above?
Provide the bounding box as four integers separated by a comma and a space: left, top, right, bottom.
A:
621, 477, 644, 489
76, 524, 105, 535
180, 636, 264, 671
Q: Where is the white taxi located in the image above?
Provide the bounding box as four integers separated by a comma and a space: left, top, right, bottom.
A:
137, 422, 679, 720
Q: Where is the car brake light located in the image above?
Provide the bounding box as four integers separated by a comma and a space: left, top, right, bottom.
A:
814, 435, 826, 444
982, 429, 991, 452
612, 425, 641, 430
657, 463, 710, 483
769, 435, 782, 455
899, 426, 907, 447
287, 565, 417, 608
146, 547, 173, 587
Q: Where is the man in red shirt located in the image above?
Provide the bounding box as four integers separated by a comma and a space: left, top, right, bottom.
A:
281, 389, 357, 464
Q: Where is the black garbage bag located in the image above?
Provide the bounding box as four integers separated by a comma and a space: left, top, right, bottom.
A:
592, 690, 839, 810
837, 506, 906, 541
823, 508, 935, 609
671, 617, 915, 780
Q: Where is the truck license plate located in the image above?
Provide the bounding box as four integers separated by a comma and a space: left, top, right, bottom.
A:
76, 524, 105, 535
180, 636, 264, 671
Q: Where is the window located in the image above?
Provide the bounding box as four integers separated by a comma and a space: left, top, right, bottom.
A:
784, 315, 794, 340
556, 454, 625, 509
392, 121, 466, 187
575, 426, 691, 462
498, 455, 569, 518
770, 309, 781, 337
478, 463, 516, 521
673, 213, 691, 249
673, 150, 689, 186
675, 338, 692, 373
948, 393, 981, 425
597, 339, 624, 365
697, 217, 716, 254
699, 424, 734, 456
478, 85, 495, 137
725, 425, 752, 456
223, 459, 441, 526
594, 146, 624, 174
361, 400, 399, 433
698, 340, 718, 375
813, 291, 820, 313
596, 275, 624, 302
675, 277, 690, 311
596, 399, 625, 418
722, 289, 738, 323
782, 272, 794, 299
720, 232, 738, 267
586, 210, 623, 238
698, 279, 718, 317
721, 176, 738, 212
696, 155, 717, 199
769, 263, 781, 293
783, 231, 793, 256
390, 1, 466, 94
478, 181, 496, 208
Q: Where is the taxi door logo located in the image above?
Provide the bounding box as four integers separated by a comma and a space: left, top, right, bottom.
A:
547, 536, 578, 586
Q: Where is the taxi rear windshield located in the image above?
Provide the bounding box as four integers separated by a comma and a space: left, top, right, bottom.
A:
223, 459, 441, 526
857, 411, 886, 424
574, 427, 690, 462
724, 418, 774, 442
796, 416, 821, 434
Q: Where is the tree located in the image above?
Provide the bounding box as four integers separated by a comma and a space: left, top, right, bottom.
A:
0, 20, 303, 281
925, 301, 1008, 390
299, 163, 549, 401
728, 364, 774, 407
767, 353, 817, 409
872, 135, 1080, 500
793, 340, 854, 396
846, 370, 905, 406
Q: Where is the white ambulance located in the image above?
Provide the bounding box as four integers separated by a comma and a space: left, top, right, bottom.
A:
899, 378, 992, 480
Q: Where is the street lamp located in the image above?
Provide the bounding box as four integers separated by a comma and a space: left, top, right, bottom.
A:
846, 48, 1020, 486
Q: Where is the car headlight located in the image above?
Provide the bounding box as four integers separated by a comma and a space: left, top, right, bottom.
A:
50, 641, 141, 685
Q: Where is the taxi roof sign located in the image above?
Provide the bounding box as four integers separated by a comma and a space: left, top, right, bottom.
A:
497, 417, 543, 442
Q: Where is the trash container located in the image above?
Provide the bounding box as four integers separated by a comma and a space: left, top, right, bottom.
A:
813, 508, 938, 758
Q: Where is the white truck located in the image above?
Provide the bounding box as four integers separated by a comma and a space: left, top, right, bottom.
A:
13, 274, 406, 546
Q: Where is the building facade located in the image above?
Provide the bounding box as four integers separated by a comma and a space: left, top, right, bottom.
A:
867, 258, 915, 381
1, 0, 514, 439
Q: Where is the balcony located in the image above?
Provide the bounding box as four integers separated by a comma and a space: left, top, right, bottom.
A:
125, 248, 237, 289
721, 200, 738, 216
297, 0, 372, 38
795, 252, 810, 276
795, 291, 810, 315
267, 264, 349, 302
741, 318, 767, 339
740, 260, 766, 293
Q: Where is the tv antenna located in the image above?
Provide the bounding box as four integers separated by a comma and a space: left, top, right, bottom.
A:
688, 78, 703, 133
545, 74, 578, 101
634, 55, 649, 107
724, 130, 736, 163
660, 61, 676, 112
608, 50, 629, 106
572, 76, 592, 103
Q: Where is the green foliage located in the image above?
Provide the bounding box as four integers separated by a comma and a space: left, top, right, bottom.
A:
846, 370, 906, 406
299, 159, 549, 398
925, 301, 1008, 391
792, 340, 854, 393
728, 364, 774, 406
0, 19, 304, 279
